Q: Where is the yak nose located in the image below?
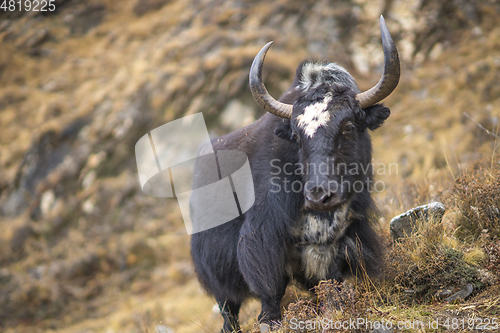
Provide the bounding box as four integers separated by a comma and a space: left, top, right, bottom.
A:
304, 185, 346, 211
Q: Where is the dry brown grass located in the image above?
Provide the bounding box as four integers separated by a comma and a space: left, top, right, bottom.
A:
385, 215, 484, 302
451, 160, 500, 240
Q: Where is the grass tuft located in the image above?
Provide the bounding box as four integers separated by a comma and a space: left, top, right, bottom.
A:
385, 215, 483, 302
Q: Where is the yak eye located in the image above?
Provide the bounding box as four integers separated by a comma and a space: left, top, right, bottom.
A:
343, 122, 354, 134
291, 132, 300, 142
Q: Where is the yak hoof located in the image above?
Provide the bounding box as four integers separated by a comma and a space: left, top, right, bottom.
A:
258, 320, 281, 332
259, 323, 270, 332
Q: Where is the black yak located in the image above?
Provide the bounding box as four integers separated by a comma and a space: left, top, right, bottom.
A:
190, 16, 400, 332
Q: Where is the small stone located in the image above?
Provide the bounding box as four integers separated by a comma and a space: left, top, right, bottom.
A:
259, 323, 270, 333
40, 190, 56, 217
444, 283, 474, 303
403, 124, 414, 135
390, 202, 446, 240
472, 26, 483, 36
82, 198, 95, 214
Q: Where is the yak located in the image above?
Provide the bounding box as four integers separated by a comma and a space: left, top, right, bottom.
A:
190, 16, 400, 332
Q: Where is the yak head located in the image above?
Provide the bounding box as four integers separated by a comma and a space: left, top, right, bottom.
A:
249, 16, 400, 212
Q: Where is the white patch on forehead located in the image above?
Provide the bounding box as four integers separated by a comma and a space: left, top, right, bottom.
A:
296, 94, 332, 138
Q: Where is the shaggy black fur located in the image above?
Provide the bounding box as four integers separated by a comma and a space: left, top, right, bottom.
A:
190, 61, 390, 332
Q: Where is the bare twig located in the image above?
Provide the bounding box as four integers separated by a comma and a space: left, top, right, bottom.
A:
463, 112, 500, 139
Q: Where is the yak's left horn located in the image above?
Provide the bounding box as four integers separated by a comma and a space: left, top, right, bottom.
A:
249, 41, 294, 119
356, 16, 400, 109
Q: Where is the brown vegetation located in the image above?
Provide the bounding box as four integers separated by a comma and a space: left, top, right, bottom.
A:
452, 160, 500, 240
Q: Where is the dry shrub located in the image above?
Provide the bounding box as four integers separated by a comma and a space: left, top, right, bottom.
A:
279, 299, 320, 332
277, 280, 372, 333
273, 265, 390, 333
315, 280, 379, 323
483, 238, 500, 278
386, 216, 482, 302
451, 160, 500, 240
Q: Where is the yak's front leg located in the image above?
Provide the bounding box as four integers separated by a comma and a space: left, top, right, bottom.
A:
217, 298, 242, 333
237, 224, 289, 326
257, 293, 287, 327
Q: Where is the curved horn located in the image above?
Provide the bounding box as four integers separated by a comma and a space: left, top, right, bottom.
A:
249, 41, 294, 119
356, 16, 400, 109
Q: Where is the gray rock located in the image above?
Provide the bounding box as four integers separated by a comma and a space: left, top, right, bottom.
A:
444, 283, 474, 303
390, 202, 446, 240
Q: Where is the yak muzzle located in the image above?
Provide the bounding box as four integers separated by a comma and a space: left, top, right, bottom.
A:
304, 183, 347, 211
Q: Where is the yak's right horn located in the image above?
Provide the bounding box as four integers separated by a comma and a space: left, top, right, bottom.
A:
249, 42, 294, 119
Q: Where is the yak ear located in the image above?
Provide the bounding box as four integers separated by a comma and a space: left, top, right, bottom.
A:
363, 104, 390, 130
275, 119, 296, 142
